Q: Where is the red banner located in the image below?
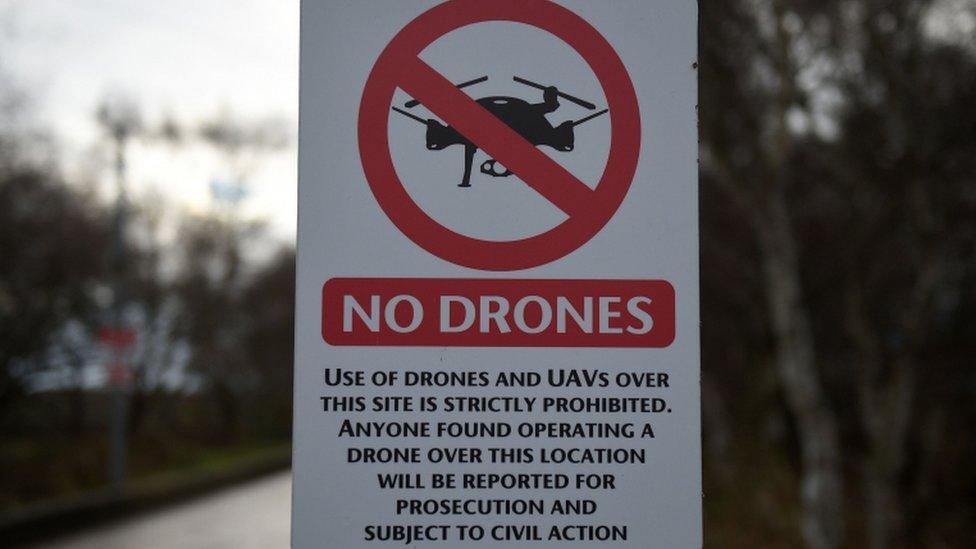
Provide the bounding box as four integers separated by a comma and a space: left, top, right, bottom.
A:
322, 278, 675, 348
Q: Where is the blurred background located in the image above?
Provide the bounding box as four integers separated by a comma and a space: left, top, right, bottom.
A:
0, 1, 974, 548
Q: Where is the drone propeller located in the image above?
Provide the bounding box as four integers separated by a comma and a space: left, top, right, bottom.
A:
512, 76, 597, 110
404, 76, 488, 108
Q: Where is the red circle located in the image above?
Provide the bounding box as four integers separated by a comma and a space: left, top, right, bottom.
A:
359, 0, 640, 272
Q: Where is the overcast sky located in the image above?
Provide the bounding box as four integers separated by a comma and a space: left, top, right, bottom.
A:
2, 0, 972, 242
2, 0, 300, 237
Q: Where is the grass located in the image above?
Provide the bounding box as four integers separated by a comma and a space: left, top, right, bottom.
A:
0, 435, 290, 517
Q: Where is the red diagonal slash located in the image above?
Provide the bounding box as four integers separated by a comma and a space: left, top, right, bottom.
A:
393, 56, 597, 219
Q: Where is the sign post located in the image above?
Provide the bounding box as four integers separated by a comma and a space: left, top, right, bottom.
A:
295, 1, 700, 546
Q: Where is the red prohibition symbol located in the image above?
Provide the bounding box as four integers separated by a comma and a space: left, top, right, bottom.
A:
359, 0, 641, 272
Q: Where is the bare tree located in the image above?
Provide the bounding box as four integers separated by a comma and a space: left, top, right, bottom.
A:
198, 110, 292, 211
702, 1, 976, 547
701, 2, 844, 547
822, 3, 976, 546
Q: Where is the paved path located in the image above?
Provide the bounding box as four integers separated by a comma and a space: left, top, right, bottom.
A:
37, 472, 291, 549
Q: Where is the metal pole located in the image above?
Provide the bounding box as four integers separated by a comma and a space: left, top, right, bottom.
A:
108, 134, 129, 496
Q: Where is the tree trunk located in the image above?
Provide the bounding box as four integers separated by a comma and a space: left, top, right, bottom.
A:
70, 386, 87, 434
861, 358, 914, 549
864, 460, 899, 549
702, 376, 733, 485
757, 190, 844, 549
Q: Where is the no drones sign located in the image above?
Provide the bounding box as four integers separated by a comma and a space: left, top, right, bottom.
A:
294, 1, 701, 547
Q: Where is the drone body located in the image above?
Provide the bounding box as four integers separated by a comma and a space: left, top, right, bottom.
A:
393, 76, 608, 187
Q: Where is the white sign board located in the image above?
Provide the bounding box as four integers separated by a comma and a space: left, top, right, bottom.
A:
294, 1, 700, 547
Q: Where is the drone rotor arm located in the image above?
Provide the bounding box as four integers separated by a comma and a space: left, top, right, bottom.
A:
404, 75, 488, 108
512, 76, 597, 110
571, 108, 609, 127
391, 106, 429, 125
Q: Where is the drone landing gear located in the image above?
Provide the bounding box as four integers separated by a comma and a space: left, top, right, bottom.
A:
459, 144, 476, 188
480, 160, 512, 178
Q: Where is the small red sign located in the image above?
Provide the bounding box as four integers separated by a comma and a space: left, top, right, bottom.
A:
98, 327, 137, 349
323, 278, 675, 348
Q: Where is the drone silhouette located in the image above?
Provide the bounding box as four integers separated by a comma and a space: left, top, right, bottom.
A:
391, 76, 608, 188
